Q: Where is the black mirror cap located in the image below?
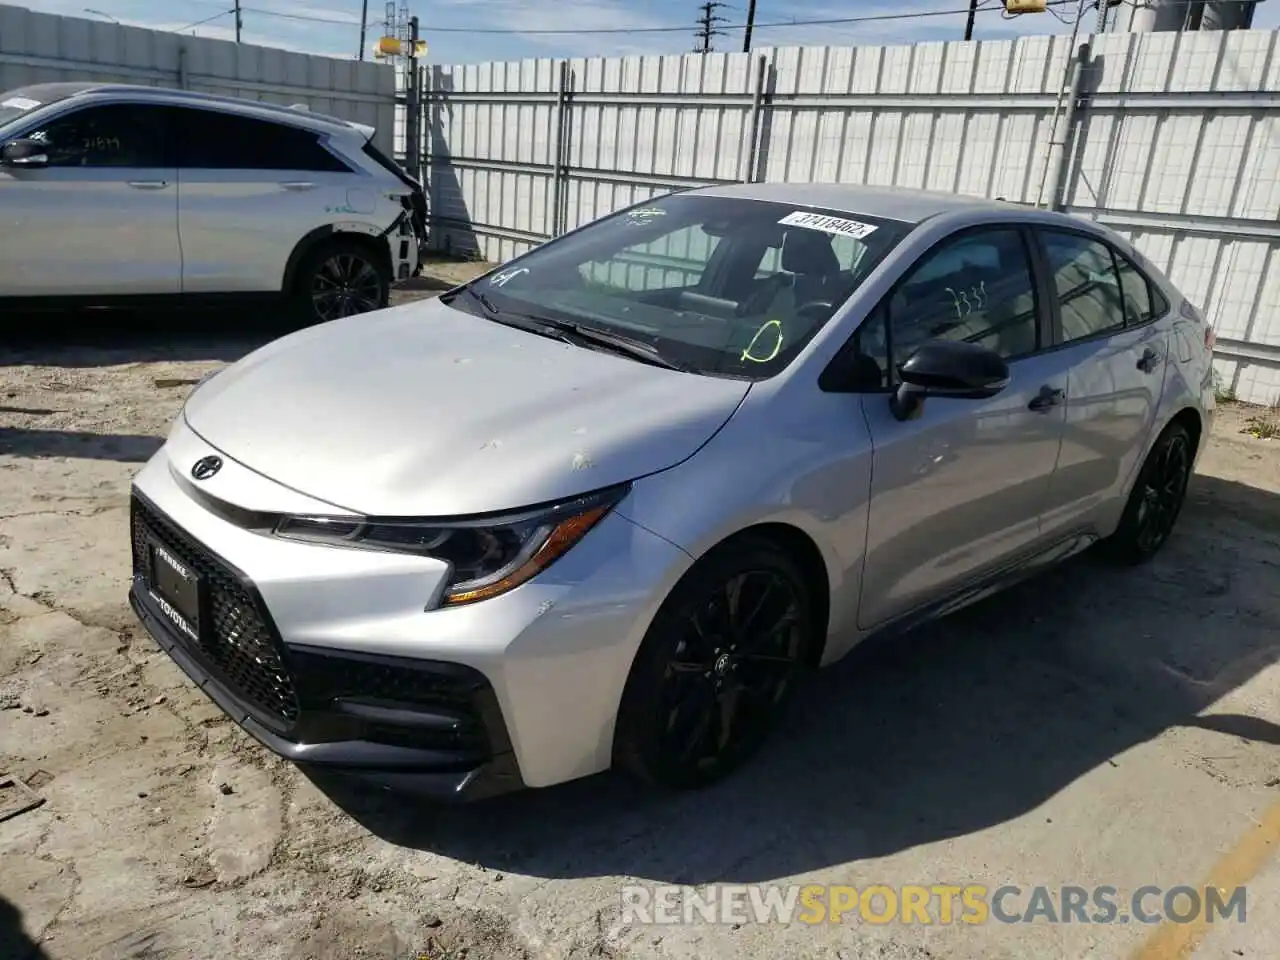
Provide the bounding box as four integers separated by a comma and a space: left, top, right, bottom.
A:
897, 338, 1009, 394
1, 138, 47, 164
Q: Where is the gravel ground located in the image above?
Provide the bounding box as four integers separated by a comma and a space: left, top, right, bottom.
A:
2, 268, 1280, 960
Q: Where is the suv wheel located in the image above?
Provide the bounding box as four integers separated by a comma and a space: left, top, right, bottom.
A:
293, 239, 390, 324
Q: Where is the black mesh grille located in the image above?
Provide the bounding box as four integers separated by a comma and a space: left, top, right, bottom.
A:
290, 648, 492, 754
131, 496, 300, 726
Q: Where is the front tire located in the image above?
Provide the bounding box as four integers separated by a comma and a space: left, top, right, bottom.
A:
1101, 420, 1194, 564
613, 535, 818, 790
291, 238, 391, 325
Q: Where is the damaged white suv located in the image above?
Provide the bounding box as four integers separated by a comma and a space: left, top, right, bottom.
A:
0, 82, 426, 322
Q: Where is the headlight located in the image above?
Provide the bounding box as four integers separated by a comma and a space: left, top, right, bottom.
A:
272, 484, 629, 607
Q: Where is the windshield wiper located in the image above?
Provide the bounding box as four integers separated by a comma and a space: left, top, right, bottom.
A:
447, 284, 503, 317
529, 316, 689, 372
446, 285, 688, 372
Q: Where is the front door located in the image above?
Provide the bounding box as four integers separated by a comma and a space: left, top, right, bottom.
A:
1033, 228, 1170, 538
0, 102, 180, 297
857, 225, 1073, 629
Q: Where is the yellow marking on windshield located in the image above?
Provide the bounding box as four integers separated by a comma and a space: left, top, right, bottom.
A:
742, 319, 784, 363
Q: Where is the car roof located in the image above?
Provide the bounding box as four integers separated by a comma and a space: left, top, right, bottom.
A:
690, 181, 1019, 225
4, 82, 370, 139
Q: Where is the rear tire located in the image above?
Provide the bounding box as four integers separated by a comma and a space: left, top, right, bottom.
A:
613, 534, 818, 790
1099, 420, 1193, 565
290, 237, 391, 325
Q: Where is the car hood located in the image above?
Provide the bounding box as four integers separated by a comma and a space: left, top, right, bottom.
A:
182, 298, 751, 517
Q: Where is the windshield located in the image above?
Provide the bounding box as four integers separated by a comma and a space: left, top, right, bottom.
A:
444, 193, 912, 380
0, 83, 90, 132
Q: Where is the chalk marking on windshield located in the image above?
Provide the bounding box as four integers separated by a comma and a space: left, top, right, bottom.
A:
777, 210, 878, 240
489, 267, 528, 287
624, 207, 666, 225
742, 319, 784, 363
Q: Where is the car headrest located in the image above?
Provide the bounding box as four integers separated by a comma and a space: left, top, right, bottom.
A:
781, 229, 841, 276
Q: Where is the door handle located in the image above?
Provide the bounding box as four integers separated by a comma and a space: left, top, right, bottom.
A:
127, 180, 169, 190
1137, 347, 1161, 373
279, 181, 315, 190
1028, 386, 1065, 412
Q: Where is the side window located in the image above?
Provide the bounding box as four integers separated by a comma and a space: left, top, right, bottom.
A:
22, 104, 171, 168
1042, 230, 1126, 342
579, 223, 721, 293
1113, 250, 1153, 326
888, 228, 1040, 367
176, 109, 351, 172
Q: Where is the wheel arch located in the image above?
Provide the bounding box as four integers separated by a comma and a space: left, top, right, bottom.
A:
651, 521, 834, 669
280, 223, 392, 295
1169, 405, 1203, 458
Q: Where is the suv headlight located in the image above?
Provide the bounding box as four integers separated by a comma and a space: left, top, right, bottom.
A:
273, 484, 629, 606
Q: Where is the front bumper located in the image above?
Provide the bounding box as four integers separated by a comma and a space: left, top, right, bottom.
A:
126, 426, 693, 792
129, 492, 523, 801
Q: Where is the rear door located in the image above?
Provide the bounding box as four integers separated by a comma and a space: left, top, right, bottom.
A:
173, 107, 357, 293
0, 101, 180, 297
1032, 226, 1171, 538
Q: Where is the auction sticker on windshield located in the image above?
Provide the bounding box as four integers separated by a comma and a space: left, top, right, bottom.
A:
778, 210, 878, 240
1, 97, 40, 111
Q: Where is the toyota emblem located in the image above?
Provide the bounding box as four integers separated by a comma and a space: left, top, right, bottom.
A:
191, 455, 223, 481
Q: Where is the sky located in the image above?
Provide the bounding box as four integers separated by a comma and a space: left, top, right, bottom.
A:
18, 0, 1280, 64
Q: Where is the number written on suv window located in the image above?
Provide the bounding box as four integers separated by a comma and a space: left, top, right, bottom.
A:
20, 103, 172, 167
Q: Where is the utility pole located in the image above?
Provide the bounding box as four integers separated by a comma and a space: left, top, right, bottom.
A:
234, 0, 242, 42
963, 0, 977, 40
694, 1, 728, 54
358, 0, 369, 60
742, 0, 757, 52
1094, 0, 1110, 33
406, 15, 422, 181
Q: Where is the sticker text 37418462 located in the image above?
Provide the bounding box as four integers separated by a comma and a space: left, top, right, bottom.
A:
777, 210, 878, 240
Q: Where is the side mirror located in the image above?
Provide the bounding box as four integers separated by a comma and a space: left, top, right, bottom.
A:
890, 339, 1009, 421
1, 139, 49, 168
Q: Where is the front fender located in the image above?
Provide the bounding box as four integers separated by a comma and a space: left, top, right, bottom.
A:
617, 387, 874, 663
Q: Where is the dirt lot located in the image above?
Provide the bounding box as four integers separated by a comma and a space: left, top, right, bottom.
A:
3, 271, 1280, 960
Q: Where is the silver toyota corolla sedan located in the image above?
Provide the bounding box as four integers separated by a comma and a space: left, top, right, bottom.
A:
128, 182, 1216, 801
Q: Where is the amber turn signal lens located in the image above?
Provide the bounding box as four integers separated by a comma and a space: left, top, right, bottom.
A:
441, 504, 611, 606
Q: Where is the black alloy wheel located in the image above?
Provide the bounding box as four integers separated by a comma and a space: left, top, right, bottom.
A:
1102, 420, 1194, 564
615, 536, 817, 789
310, 251, 386, 321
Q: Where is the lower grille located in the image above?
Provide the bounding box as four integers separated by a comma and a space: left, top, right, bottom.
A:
131, 496, 300, 726
290, 647, 495, 755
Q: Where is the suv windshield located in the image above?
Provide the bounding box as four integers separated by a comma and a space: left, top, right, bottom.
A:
444, 193, 912, 380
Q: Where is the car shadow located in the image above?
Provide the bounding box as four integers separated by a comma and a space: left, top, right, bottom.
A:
0, 427, 162, 463
309, 471, 1280, 885
0, 894, 49, 960
0, 305, 285, 369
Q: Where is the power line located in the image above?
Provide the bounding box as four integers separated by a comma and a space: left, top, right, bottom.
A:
176, 7, 236, 33
695, 1, 729, 54
167, 0, 1224, 41
225, 3, 1022, 34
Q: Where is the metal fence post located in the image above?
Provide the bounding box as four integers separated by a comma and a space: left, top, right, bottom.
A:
550, 60, 571, 237
742, 53, 768, 183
